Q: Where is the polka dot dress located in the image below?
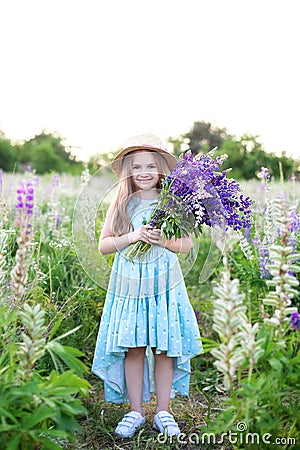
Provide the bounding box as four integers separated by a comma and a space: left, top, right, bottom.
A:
92, 198, 203, 403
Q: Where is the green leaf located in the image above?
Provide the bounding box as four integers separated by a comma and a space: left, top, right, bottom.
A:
52, 412, 82, 433
46, 342, 87, 375
0, 424, 19, 432
9, 380, 40, 398
22, 406, 55, 429
53, 400, 85, 415
269, 358, 283, 374
6, 435, 22, 450
201, 337, 219, 353
0, 406, 19, 424
52, 326, 82, 342
46, 370, 90, 396
33, 436, 63, 450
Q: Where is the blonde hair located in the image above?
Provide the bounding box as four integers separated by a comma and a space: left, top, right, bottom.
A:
111, 150, 171, 236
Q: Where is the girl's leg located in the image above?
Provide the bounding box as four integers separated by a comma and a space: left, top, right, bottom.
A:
151, 349, 180, 436
152, 349, 174, 413
125, 347, 146, 415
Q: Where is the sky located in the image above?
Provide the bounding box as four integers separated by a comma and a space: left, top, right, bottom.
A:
1, 0, 300, 162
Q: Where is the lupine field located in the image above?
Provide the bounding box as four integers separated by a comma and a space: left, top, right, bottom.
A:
0, 168, 299, 450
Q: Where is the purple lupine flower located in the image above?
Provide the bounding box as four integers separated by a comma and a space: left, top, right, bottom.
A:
287, 235, 299, 257
11, 178, 36, 301
25, 181, 35, 215
252, 234, 270, 278
257, 166, 271, 194
161, 151, 254, 232
290, 312, 300, 331
244, 227, 251, 241
16, 185, 26, 209
127, 150, 254, 261
257, 167, 271, 180
252, 233, 261, 248
277, 192, 286, 200
15, 180, 35, 221
289, 209, 300, 233
52, 173, 60, 187
287, 235, 297, 249
56, 212, 62, 227
258, 243, 271, 278
277, 226, 282, 238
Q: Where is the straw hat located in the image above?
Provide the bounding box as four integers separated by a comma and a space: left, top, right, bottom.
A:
111, 134, 177, 176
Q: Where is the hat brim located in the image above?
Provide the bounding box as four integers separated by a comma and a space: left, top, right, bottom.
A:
111, 146, 177, 177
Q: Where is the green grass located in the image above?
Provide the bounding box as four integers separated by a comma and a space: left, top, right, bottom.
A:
65, 385, 230, 449
62, 359, 232, 450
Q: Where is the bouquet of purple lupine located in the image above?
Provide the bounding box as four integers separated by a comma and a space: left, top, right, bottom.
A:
126, 149, 254, 261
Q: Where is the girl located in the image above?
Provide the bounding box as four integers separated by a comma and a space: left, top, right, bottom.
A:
92, 134, 202, 438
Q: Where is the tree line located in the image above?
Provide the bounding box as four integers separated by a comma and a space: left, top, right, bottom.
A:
169, 121, 299, 180
0, 130, 84, 175
1, 122, 299, 179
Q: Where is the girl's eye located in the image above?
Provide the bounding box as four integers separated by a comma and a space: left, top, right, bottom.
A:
132, 165, 156, 170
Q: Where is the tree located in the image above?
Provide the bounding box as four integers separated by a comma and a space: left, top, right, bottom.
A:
169, 122, 299, 179
28, 142, 62, 173
219, 134, 298, 179
19, 131, 83, 174
88, 151, 116, 174
169, 120, 229, 156
0, 137, 18, 172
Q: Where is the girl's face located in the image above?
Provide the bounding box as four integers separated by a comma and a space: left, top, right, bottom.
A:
131, 151, 160, 191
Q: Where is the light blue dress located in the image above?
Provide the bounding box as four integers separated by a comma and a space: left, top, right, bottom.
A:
92, 197, 202, 403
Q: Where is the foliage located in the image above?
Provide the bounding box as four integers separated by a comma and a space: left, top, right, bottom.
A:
0, 302, 90, 450
2, 122, 300, 179
204, 181, 300, 448
219, 134, 297, 180
0, 130, 84, 175
169, 121, 300, 180
205, 325, 300, 447
169, 120, 229, 155
0, 138, 19, 171
0, 171, 97, 449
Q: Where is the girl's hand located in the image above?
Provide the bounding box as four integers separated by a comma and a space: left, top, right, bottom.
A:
146, 228, 166, 247
129, 226, 151, 244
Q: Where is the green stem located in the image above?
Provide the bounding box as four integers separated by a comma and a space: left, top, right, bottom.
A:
126, 241, 152, 261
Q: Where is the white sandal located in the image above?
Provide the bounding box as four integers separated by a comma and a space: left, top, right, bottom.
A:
115, 411, 145, 438
153, 410, 180, 436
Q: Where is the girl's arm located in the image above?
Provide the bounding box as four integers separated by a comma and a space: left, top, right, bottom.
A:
99, 204, 151, 255
163, 236, 193, 253
147, 228, 193, 254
